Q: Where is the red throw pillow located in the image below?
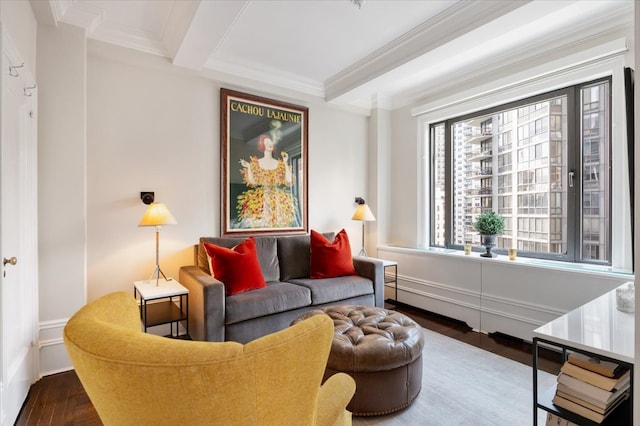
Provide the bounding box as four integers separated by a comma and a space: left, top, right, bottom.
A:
310, 229, 357, 279
203, 237, 267, 295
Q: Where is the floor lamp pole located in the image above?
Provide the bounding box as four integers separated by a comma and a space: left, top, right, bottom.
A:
148, 226, 170, 286
358, 221, 367, 257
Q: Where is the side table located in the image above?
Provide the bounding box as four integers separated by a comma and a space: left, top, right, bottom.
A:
532, 283, 634, 425
133, 278, 189, 339
363, 258, 398, 306
381, 260, 399, 306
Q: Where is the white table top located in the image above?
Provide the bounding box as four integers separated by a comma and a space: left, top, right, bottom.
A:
134, 278, 188, 300
533, 282, 634, 364
358, 256, 398, 267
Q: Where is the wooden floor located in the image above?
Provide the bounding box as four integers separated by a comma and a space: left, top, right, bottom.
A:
15, 302, 562, 425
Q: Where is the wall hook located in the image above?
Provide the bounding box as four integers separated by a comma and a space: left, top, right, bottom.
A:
24, 85, 36, 97
9, 63, 24, 77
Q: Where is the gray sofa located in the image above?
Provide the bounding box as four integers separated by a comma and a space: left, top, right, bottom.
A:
178, 233, 384, 343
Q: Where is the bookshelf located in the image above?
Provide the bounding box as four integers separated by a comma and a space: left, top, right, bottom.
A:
532, 283, 634, 425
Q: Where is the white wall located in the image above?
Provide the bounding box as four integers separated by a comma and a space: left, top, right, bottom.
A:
85, 42, 370, 300
35, 37, 370, 373
389, 104, 420, 246
86, 46, 216, 300
36, 22, 87, 374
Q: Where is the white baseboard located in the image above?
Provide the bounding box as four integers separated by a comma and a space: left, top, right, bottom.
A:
39, 320, 72, 376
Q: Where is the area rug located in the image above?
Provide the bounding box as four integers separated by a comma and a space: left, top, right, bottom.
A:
353, 328, 556, 425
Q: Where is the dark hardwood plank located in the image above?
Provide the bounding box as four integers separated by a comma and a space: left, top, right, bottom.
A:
16, 303, 561, 425
16, 369, 101, 426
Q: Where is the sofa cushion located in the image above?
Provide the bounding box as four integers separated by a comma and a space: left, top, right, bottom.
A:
199, 236, 280, 282
310, 229, 356, 279
277, 232, 334, 281
287, 275, 374, 305
204, 238, 267, 295
225, 282, 312, 325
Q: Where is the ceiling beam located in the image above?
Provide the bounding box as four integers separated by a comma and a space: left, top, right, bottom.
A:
171, 0, 249, 70
28, 0, 58, 27
325, 0, 530, 104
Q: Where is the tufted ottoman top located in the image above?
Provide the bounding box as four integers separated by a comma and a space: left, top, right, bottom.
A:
293, 305, 424, 372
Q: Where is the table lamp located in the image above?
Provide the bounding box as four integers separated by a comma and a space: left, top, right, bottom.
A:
352, 197, 376, 257
138, 202, 177, 285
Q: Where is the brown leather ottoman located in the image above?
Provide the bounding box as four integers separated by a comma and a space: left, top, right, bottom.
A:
292, 305, 424, 416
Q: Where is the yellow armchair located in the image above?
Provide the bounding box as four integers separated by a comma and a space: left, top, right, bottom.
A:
64, 292, 355, 425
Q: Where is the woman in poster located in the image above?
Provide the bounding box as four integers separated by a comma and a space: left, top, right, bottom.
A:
236, 120, 300, 228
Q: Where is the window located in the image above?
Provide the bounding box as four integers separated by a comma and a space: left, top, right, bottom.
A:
430, 78, 611, 264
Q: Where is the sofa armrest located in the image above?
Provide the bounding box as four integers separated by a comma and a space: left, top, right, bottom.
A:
178, 265, 226, 341
352, 257, 384, 307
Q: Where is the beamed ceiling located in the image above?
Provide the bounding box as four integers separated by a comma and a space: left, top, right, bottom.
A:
30, 0, 634, 110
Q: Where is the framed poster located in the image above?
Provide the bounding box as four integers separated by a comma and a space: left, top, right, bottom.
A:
221, 88, 308, 236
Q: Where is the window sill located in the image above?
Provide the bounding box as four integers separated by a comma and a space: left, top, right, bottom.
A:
380, 244, 634, 279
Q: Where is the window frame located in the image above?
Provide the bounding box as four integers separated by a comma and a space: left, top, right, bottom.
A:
429, 77, 612, 265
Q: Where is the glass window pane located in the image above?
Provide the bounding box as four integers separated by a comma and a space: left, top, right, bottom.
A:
431, 78, 611, 264
581, 82, 610, 262
450, 95, 569, 254
432, 123, 446, 247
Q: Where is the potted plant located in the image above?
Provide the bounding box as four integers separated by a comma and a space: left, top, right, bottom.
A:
473, 210, 504, 258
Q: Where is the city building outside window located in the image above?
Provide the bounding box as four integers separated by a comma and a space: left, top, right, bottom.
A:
430, 78, 611, 264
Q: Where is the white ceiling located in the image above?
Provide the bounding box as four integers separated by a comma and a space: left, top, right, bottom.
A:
30, 0, 634, 110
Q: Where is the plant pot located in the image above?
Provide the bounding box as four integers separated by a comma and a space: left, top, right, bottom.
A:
480, 234, 497, 258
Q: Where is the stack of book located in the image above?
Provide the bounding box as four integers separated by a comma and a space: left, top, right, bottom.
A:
546, 412, 578, 426
551, 352, 630, 424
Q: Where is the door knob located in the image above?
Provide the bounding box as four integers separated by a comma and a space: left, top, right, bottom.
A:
3, 257, 17, 266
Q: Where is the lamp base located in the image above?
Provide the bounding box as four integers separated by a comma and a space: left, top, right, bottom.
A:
146, 265, 172, 286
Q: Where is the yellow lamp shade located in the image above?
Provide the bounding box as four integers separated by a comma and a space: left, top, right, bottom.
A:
138, 202, 177, 227
351, 204, 376, 222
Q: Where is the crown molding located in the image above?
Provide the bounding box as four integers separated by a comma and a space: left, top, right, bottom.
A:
54, 0, 102, 34
51, 0, 169, 57
49, 0, 70, 24
90, 25, 168, 58
410, 36, 628, 119
28, 0, 58, 27
204, 55, 325, 99
403, 6, 633, 112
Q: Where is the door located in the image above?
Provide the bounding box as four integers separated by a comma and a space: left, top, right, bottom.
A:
1, 34, 38, 425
